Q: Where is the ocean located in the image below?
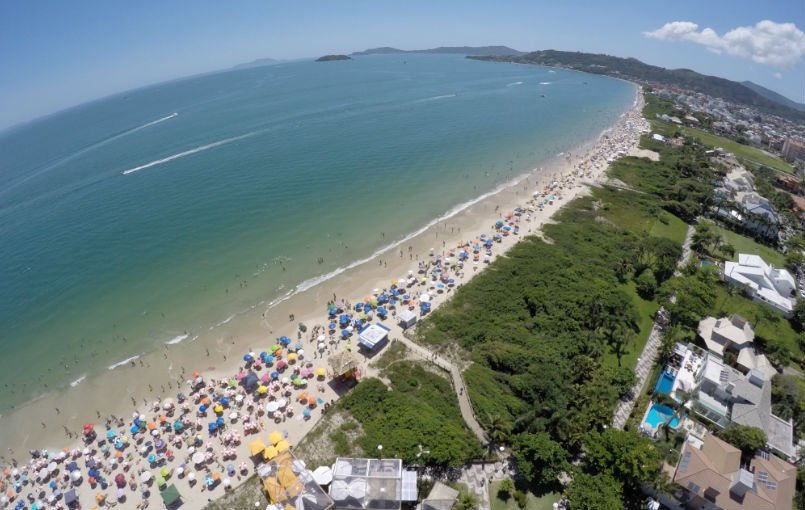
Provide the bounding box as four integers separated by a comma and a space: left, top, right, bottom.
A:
0, 54, 634, 413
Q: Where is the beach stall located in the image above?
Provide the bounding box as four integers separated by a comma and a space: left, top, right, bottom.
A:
357, 323, 390, 351
397, 310, 417, 330
328, 352, 361, 380
259, 451, 334, 510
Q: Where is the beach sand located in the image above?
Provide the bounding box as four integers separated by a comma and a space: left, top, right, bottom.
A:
0, 89, 649, 510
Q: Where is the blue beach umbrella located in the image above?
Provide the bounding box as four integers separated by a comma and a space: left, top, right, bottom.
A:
148, 453, 156, 464
216, 417, 225, 427
208, 423, 217, 433
341, 329, 350, 337
270, 371, 279, 380
303, 409, 311, 417
294, 342, 303, 351
242, 354, 253, 363
377, 307, 387, 316
106, 430, 116, 440
130, 426, 139, 434
220, 397, 229, 406
279, 336, 291, 346
173, 420, 183, 432
259, 351, 268, 360
328, 323, 336, 330
199, 404, 208, 413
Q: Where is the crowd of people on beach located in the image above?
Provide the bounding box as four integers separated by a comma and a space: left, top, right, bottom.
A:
0, 97, 649, 510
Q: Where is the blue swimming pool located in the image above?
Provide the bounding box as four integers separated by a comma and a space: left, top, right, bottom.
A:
645, 403, 681, 429
700, 258, 712, 267
654, 369, 676, 395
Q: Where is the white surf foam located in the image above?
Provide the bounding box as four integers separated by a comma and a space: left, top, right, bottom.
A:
539, 82, 552, 85
264, 170, 534, 310
108, 354, 140, 370
121, 130, 259, 175
164, 333, 189, 345
209, 314, 235, 330
506, 81, 523, 87
69, 375, 87, 387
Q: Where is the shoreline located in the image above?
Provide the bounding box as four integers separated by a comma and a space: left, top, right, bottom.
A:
0, 86, 648, 510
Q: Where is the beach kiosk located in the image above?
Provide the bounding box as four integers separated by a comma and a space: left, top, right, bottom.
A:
397, 310, 417, 330
328, 351, 361, 379
357, 323, 390, 351
160, 483, 182, 509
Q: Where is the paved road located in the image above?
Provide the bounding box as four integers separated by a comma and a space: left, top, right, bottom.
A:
395, 335, 488, 444
612, 225, 694, 429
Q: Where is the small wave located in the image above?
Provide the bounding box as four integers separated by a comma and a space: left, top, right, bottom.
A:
548, 70, 556, 73
209, 314, 235, 330
164, 333, 189, 345
539, 82, 552, 85
121, 131, 259, 175
108, 355, 140, 370
273, 170, 533, 306
416, 94, 456, 102
506, 81, 523, 87
69, 375, 87, 387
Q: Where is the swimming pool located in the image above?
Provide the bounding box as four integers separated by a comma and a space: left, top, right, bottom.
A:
644, 403, 681, 429
654, 369, 676, 395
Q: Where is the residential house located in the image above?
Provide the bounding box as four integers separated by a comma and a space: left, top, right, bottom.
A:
734, 192, 779, 238
672, 434, 796, 510
692, 354, 795, 460
696, 315, 775, 377
723, 254, 796, 316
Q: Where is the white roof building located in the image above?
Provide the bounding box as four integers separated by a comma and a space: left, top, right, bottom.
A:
722, 168, 755, 194
723, 254, 796, 316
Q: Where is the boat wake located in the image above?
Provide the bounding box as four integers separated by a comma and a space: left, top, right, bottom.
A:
121, 130, 259, 175
416, 94, 456, 102
506, 81, 523, 87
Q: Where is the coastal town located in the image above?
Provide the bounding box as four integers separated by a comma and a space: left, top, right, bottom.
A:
2, 6, 805, 510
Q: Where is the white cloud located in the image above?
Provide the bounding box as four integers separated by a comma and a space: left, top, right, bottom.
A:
644, 20, 805, 68
773, 72, 783, 79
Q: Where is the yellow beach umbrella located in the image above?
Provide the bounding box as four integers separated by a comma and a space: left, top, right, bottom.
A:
248, 438, 267, 457
257, 385, 267, 395
268, 431, 283, 445
213, 404, 223, 414
287, 353, 297, 362
276, 439, 290, 453
263, 445, 279, 461
316, 368, 326, 377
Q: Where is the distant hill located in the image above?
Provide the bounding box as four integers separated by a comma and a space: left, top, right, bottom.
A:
469, 50, 805, 122
316, 54, 351, 62
232, 57, 278, 70
352, 45, 523, 56
742, 81, 805, 112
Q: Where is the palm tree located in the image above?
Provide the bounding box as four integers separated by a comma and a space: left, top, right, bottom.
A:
456, 491, 479, 510
484, 413, 511, 454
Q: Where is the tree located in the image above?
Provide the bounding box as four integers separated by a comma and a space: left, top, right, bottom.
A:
792, 300, 805, 331
484, 413, 512, 449
785, 250, 805, 273
497, 479, 515, 501
566, 472, 624, 510
691, 223, 718, 254
635, 269, 658, 299
771, 375, 805, 438
584, 429, 662, 490
717, 425, 767, 460
511, 432, 567, 488
455, 491, 479, 510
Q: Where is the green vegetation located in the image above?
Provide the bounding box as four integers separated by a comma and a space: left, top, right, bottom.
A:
511, 433, 567, 490
468, 50, 805, 122
565, 472, 624, 510
490, 481, 561, 510
716, 425, 767, 461
678, 126, 794, 174
711, 225, 785, 267
771, 374, 805, 441
339, 357, 483, 466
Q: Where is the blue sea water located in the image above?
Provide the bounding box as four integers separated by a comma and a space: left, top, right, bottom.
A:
0, 54, 634, 412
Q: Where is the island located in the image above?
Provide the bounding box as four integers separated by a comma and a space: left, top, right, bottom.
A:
315, 54, 351, 62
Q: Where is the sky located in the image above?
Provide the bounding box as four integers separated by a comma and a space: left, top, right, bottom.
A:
1, 0, 804, 130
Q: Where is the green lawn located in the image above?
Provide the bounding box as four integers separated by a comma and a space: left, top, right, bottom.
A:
711, 285, 803, 361
711, 225, 786, 267
649, 213, 689, 245
489, 481, 561, 510
679, 127, 793, 174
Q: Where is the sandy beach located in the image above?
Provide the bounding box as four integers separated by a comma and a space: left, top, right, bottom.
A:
0, 88, 648, 510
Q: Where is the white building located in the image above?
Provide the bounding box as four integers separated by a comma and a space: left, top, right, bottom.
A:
723, 254, 796, 316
